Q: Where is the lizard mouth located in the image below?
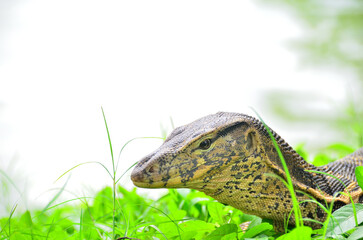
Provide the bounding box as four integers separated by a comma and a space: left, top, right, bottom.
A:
131, 167, 207, 189
131, 158, 233, 189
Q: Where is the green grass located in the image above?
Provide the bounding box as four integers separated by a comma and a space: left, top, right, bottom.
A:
1, 110, 363, 239
0, 175, 361, 240
2, 181, 363, 239
0, 184, 269, 239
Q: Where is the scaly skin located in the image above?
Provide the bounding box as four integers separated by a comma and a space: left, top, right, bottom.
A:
131, 112, 363, 230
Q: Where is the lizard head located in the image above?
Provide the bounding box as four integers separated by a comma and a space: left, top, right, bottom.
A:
131, 112, 263, 192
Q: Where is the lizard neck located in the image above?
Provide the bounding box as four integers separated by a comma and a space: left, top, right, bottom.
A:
252, 119, 319, 190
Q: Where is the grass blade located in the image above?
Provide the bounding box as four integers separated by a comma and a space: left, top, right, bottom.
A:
115, 137, 163, 172
101, 107, 115, 176
40, 175, 70, 215
101, 107, 117, 239
55, 161, 113, 182
306, 169, 358, 227
252, 108, 303, 229
0, 203, 17, 237
115, 162, 138, 185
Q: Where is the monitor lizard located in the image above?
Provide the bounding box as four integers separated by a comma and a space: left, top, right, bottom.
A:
131, 112, 363, 230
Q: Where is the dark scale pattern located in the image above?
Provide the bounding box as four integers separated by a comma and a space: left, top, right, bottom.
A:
131, 112, 363, 232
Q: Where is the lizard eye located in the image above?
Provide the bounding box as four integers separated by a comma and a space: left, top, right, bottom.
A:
199, 139, 212, 150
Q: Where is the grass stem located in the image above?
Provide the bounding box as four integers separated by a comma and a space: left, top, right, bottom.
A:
253, 109, 303, 229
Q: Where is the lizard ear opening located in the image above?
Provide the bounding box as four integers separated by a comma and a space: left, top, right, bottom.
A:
246, 131, 256, 153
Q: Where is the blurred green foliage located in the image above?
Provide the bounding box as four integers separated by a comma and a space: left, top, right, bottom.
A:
260, 0, 363, 78
258, 0, 363, 151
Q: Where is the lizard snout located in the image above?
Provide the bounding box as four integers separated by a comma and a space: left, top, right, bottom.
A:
131, 153, 164, 188
130, 167, 144, 184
